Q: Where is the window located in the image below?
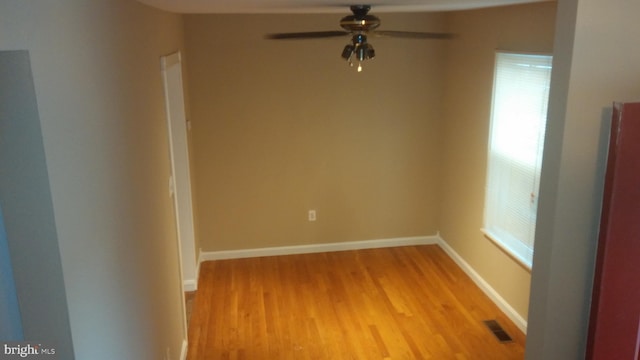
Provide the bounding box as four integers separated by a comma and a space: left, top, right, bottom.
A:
483, 52, 553, 269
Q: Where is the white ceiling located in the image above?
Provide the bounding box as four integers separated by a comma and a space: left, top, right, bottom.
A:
137, 0, 551, 14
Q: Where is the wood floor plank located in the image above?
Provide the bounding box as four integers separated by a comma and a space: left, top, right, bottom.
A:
187, 245, 526, 359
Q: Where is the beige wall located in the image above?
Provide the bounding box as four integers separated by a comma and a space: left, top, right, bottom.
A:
185, 13, 447, 251
0, 1, 186, 358
439, 3, 556, 322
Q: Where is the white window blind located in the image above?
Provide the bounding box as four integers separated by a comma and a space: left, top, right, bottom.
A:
483, 52, 552, 268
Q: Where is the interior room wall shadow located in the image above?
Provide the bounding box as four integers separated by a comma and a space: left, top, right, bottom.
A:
0, 50, 74, 359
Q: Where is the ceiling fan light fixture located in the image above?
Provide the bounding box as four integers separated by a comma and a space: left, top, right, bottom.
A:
341, 44, 355, 60
342, 33, 375, 72
367, 45, 375, 60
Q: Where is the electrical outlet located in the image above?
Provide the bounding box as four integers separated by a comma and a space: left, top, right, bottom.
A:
308, 210, 317, 222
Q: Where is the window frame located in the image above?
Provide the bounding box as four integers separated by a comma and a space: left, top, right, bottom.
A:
482, 51, 553, 270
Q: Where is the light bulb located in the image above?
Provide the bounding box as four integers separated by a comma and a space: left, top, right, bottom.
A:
357, 63, 362, 72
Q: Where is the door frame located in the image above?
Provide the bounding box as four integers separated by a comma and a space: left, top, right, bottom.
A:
161, 51, 198, 293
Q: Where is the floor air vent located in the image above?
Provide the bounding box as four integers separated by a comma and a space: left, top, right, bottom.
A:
483, 320, 513, 343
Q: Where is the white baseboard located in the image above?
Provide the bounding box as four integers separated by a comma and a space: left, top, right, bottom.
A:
436, 235, 528, 333
183, 279, 197, 292
199, 235, 438, 262
179, 338, 187, 360
183, 249, 202, 292
182, 250, 201, 292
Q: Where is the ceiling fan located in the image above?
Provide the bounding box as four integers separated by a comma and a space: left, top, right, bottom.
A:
266, 5, 454, 72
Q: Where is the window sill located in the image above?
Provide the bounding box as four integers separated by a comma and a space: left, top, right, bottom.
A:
480, 228, 532, 273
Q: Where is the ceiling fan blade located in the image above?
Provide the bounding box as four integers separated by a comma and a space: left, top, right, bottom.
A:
372, 30, 455, 40
266, 31, 350, 40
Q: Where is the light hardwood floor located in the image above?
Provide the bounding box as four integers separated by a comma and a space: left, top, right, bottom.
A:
187, 245, 526, 359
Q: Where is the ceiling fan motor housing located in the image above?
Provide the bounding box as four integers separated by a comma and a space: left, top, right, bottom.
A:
340, 5, 380, 32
